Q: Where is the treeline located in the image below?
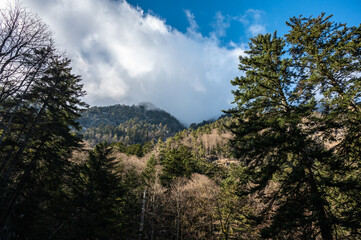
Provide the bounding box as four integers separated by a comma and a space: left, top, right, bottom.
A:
79, 103, 185, 146
83, 118, 172, 146
79, 103, 184, 131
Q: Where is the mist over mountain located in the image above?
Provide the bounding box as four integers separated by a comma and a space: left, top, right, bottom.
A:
17, 0, 242, 126
78, 103, 186, 146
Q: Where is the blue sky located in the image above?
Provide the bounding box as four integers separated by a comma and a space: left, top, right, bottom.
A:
3, 0, 360, 125
127, 0, 361, 47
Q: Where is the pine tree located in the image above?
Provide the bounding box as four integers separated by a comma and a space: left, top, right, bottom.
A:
160, 145, 199, 186
228, 14, 361, 239
70, 143, 124, 239
215, 174, 256, 240
0, 52, 87, 237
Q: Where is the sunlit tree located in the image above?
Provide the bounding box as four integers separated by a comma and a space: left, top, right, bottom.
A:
228, 13, 361, 239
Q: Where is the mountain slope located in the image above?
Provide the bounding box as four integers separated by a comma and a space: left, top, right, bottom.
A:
159, 115, 236, 165
78, 103, 185, 146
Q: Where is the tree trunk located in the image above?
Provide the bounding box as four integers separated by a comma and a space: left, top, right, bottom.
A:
306, 166, 333, 240
139, 189, 146, 240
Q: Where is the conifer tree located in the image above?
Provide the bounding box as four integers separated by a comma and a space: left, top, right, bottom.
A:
160, 145, 199, 185
0, 54, 87, 236
71, 143, 124, 239
0, 3, 87, 236
228, 14, 361, 239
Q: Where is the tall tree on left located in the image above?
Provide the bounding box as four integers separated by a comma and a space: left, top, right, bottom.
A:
0, 2, 87, 238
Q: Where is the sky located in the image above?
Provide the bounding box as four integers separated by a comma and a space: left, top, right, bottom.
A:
1, 0, 360, 125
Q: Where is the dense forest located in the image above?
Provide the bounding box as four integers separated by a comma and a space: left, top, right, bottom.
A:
78, 103, 185, 146
1, 2, 361, 240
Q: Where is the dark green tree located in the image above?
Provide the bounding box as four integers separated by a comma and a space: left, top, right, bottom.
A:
0, 54, 87, 237
70, 143, 124, 240
215, 173, 256, 240
0, 3, 87, 237
143, 154, 158, 185
228, 14, 361, 239
160, 145, 199, 186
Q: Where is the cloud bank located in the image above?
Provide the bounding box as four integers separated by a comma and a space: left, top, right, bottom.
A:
18, 0, 246, 125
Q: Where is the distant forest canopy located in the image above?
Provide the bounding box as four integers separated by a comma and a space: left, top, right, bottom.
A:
78, 102, 227, 146
79, 102, 183, 129
78, 103, 186, 146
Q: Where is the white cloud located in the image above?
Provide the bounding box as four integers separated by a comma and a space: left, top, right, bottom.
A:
185, 9, 203, 40
15, 0, 245, 125
248, 24, 266, 36
240, 9, 267, 36
210, 12, 231, 39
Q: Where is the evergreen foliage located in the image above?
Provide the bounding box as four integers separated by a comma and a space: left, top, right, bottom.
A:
215, 173, 256, 240
228, 13, 361, 239
70, 143, 124, 239
79, 103, 185, 146
159, 145, 200, 185
0, 53, 87, 236
115, 140, 155, 157
0, 3, 87, 237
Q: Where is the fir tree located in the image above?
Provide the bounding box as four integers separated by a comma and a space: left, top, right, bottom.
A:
160, 145, 199, 186
228, 14, 361, 239
0, 53, 87, 236
71, 143, 124, 239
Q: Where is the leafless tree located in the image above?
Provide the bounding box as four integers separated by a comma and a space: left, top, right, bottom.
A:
0, 1, 54, 181
0, 0, 53, 143
168, 174, 219, 240
144, 173, 167, 240
0, 3, 87, 232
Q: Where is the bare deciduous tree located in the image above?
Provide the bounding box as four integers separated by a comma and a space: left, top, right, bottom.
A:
168, 174, 219, 240
0, 1, 53, 143
0, 3, 86, 233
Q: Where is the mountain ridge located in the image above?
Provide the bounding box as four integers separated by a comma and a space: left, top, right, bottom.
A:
78, 103, 186, 146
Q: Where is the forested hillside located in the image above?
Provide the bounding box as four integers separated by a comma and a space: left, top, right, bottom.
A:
1, 2, 361, 239
78, 103, 185, 146
68, 116, 257, 239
